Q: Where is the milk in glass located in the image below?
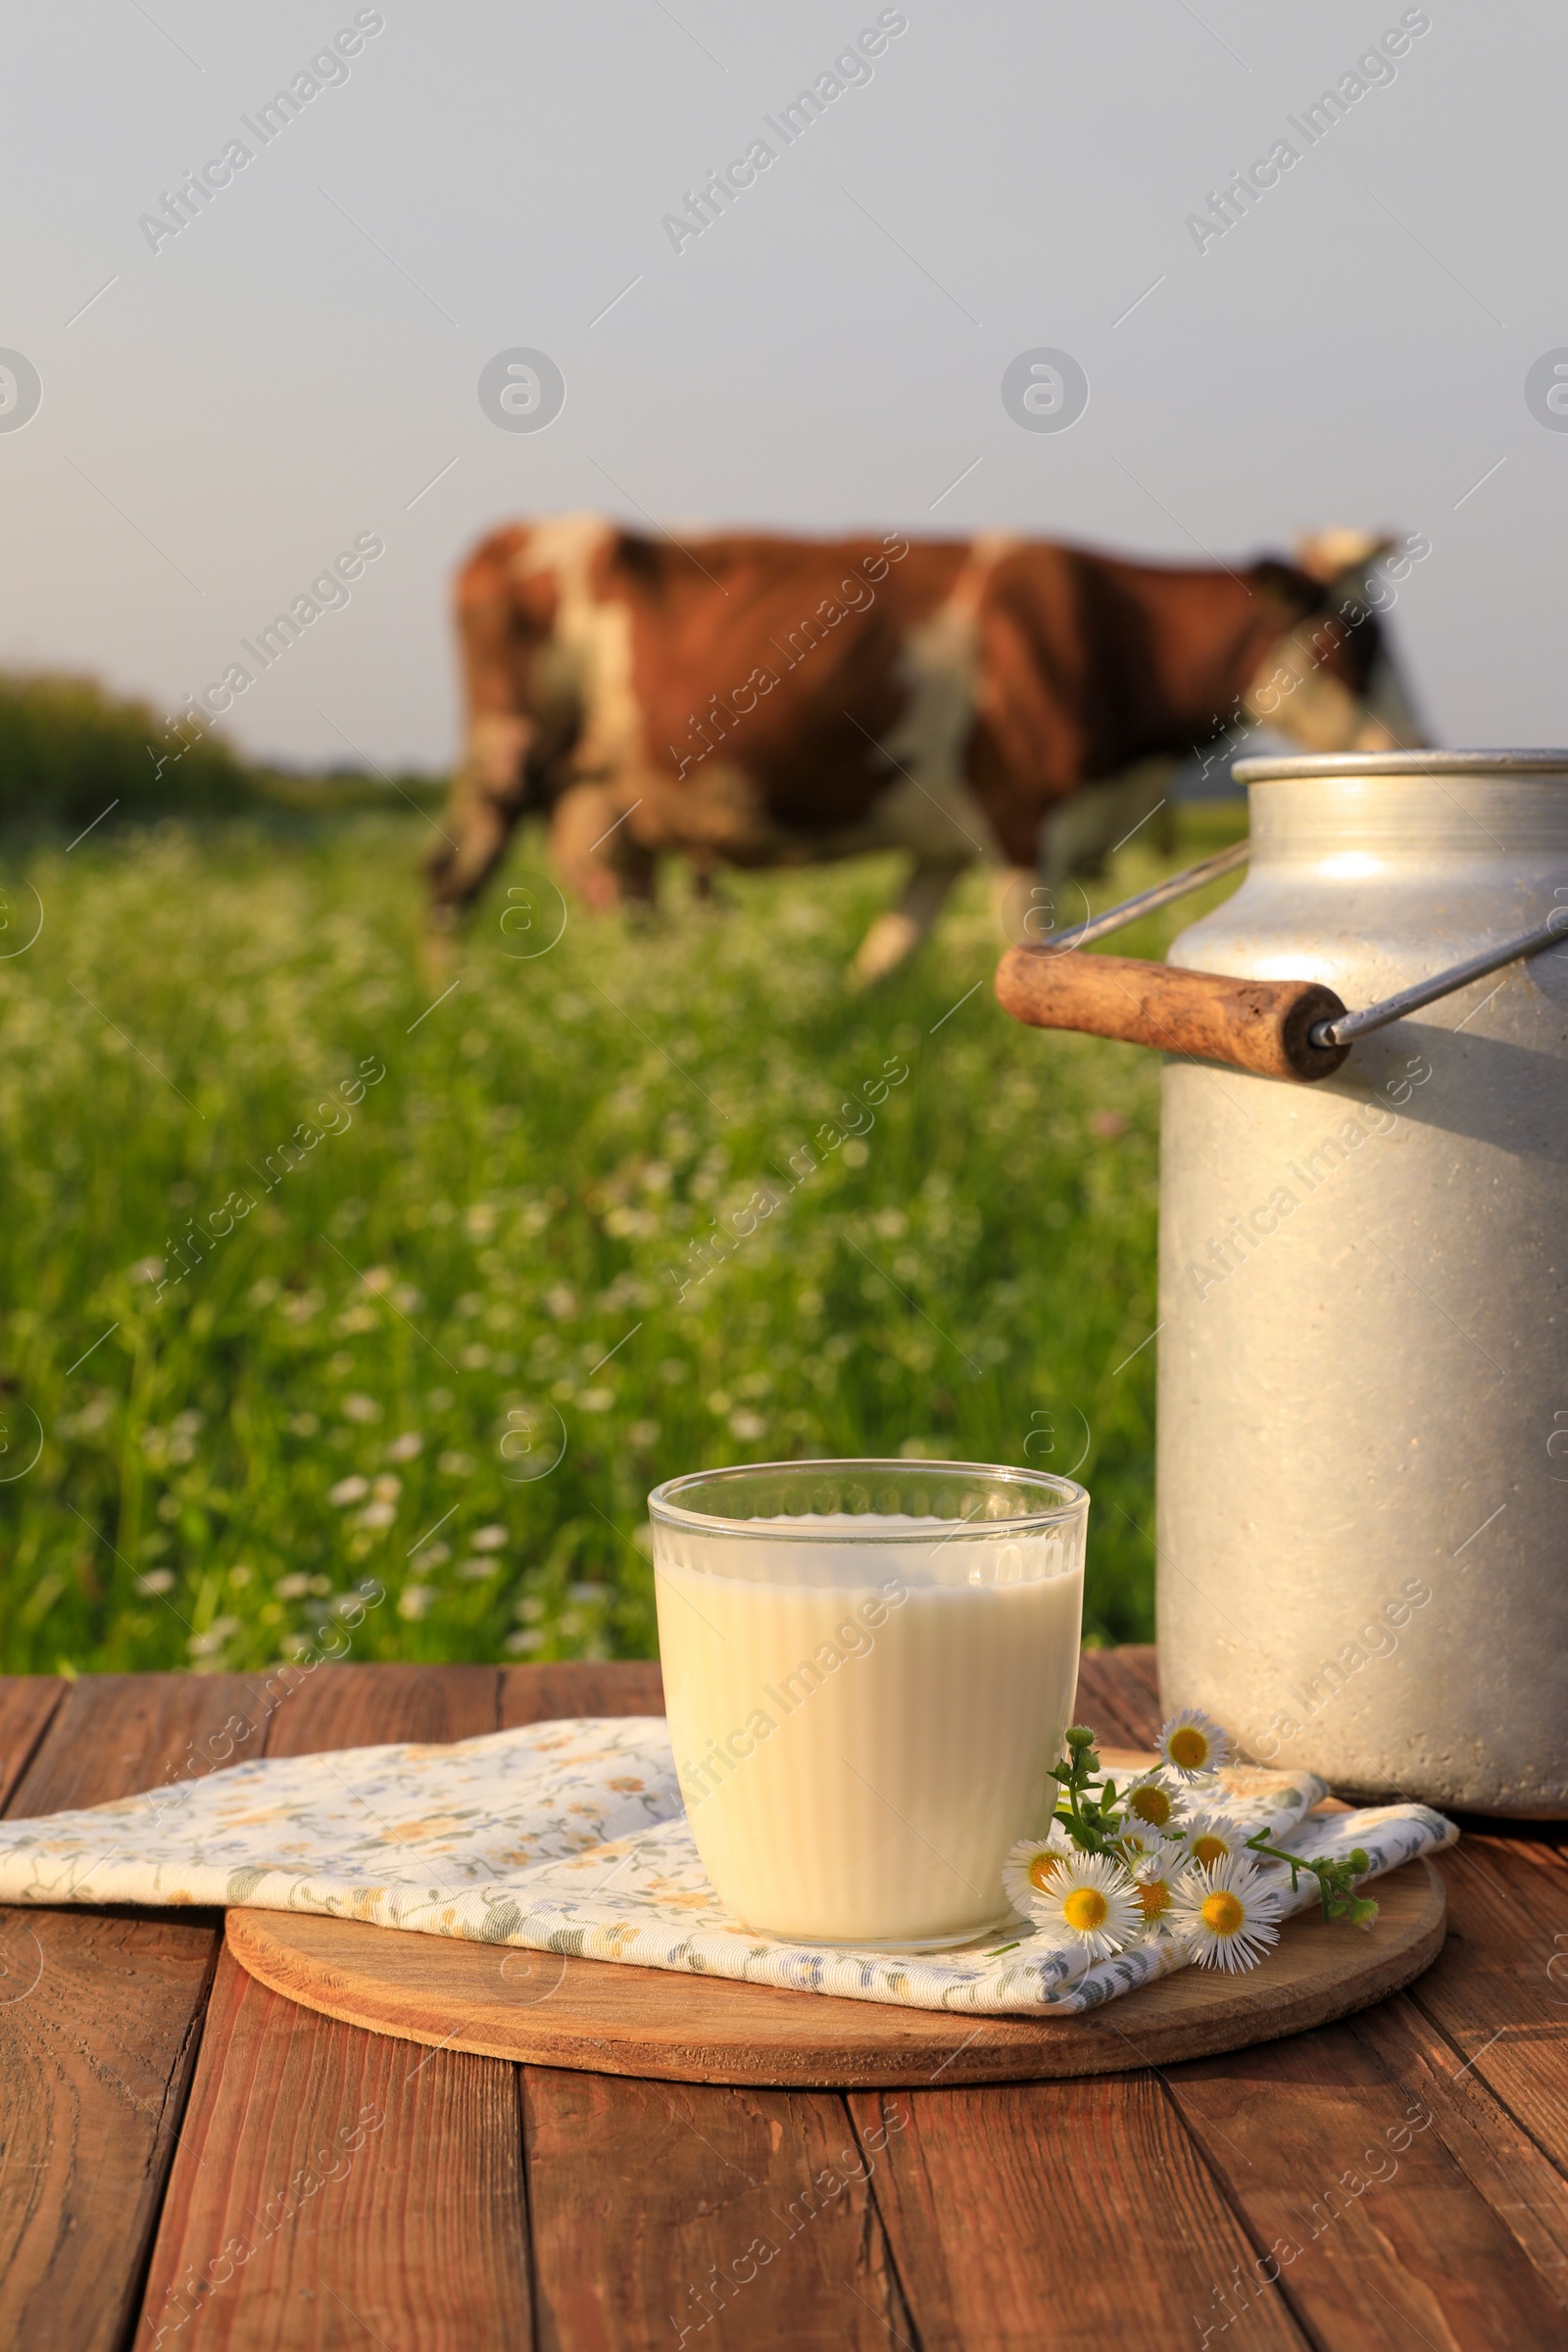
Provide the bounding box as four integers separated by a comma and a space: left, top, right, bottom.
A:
653, 1494, 1084, 1947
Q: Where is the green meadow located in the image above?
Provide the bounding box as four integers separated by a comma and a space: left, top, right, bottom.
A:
0, 795, 1245, 1679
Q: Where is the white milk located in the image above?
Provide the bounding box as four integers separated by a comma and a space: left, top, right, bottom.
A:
654, 1514, 1082, 1946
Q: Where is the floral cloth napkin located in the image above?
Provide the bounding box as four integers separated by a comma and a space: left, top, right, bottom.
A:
0, 1715, 1457, 2016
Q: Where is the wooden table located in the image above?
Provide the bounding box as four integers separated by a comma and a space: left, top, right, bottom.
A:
0, 1651, 1564, 2351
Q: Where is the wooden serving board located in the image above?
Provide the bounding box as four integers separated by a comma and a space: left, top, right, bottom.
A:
226, 1859, 1445, 2089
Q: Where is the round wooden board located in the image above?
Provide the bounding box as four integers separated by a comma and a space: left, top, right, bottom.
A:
225, 1859, 1445, 2087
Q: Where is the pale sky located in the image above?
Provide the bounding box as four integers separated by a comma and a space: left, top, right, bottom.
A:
3, 1, 1563, 772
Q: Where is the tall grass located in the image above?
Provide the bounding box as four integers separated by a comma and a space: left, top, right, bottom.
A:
0, 804, 1244, 1677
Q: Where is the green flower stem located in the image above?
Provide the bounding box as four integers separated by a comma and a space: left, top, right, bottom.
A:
1245, 1834, 1379, 1928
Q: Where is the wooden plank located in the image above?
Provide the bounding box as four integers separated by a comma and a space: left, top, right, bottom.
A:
224, 1861, 1446, 2085
1110, 1642, 1162, 1740
11, 1669, 270, 1815
1349, 1990, 1568, 2304
0, 1677, 65, 1810
260, 1660, 501, 1757
139, 1661, 530, 2347
0, 1908, 219, 2352
0, 1672, 270, 2352
1076, 1646, 1161, 1751
502, 1658, 663, 1726
139, 1946, 531, 2351
1408, 1834, 1568, 2174
846, 2076, 1309, 2351
524, 2068, 911, 2351
1159, 2020, 1568, 2350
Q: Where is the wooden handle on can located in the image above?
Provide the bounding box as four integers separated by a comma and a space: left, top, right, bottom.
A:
994, 949, 1351, 1082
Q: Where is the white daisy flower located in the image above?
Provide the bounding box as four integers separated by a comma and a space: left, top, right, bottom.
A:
1112, 1820, 1181, 1865
1156, 1706, 1232, 1782
1172, 1855, 1285, 1974
1119, 1770, 1191, 1838
1024, 1851, 1143, 1962
1130, 1851, 1191, 1936
1001, 1827, 1075, 1915
1182, 1810, 1252, 1873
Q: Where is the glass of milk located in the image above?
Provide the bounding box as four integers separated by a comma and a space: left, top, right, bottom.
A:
650, 1458, 1088, 1949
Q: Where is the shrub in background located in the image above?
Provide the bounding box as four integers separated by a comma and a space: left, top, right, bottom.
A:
0, 671, 255, 827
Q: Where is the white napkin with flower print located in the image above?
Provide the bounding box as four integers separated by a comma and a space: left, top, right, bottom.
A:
0, 1715, 1457, 2015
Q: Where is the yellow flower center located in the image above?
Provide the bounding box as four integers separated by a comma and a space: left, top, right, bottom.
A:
1137, 1877, 1171, 1920
1027, 1853, 1061, 1891
1129, 1787, 1172, 1828
1062, 1887, 1108, 1934
1201, 1889, 1246, 1936
1168, 1726, 1210, 1771
1192, 1834, 1229, 1869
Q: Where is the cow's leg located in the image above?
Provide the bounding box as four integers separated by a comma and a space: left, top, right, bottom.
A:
1037, 756, 1177, 885
548, 779, 661, 915
851, 859, 966, 987
425, 713, 534, 928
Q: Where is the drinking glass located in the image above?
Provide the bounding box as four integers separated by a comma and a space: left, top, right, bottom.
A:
650, 1458, 1089, 1948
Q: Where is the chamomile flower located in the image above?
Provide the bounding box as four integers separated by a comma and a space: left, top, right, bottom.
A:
1172, 1855, 1285, 1974
1120, 1770, 1190, 1837
1002, 1828, 1075, 1915
1025, 1851, 1143, 1962
1112, 1820, 1180, 1866
1131, 1851, 1191, 1935
1157, 1707, 1232, 1783
1183, 1810, 1251, 1873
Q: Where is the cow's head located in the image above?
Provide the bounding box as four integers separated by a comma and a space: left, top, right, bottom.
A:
1248, 528, 1428, 752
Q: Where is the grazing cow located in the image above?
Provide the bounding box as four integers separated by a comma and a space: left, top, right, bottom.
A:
426, 515, 1425, 980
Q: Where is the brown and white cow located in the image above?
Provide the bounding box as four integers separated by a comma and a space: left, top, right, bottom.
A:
426, 514, 1424, 980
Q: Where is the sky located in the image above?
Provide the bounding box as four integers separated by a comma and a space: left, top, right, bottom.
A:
2, 0, 1564, 774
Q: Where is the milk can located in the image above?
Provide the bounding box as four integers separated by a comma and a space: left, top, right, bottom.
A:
1155, 752, 1568, 1813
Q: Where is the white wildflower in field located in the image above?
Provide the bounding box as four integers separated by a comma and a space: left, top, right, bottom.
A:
471, 1526, 508, 1550
0, 815, 1173, 1675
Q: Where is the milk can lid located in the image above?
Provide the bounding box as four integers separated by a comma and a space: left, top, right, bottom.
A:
1234, 749, 1568, 781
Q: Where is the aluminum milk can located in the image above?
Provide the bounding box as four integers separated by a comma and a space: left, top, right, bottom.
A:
1156, 752, 1568, 1813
